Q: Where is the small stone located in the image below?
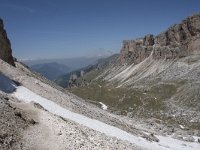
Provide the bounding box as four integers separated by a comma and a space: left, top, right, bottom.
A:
4, 97, 9, 101
185, 136, 195, 142
58, 132, 62, 136
28, 119, 37, 125
182, 143, 187, 146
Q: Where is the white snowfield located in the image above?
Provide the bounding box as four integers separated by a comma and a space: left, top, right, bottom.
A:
13, 86, 200, 150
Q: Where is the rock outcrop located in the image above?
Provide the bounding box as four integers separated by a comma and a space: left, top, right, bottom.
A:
120, 14, 200, 64
0, 18, 15, 66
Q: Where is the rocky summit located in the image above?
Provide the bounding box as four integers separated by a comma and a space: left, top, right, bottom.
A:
0, 18, 15, 66
121, 14, 200, 64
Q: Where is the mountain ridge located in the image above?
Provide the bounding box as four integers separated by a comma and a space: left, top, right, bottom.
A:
120, 14, 200, 64
30, 62, 71, 80
63, 14, 200, 88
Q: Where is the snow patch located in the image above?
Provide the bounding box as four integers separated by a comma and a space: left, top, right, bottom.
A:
179, 125, 185, 129
13, 86, 200, 150
0, 73, 16, 93
99, 102, 108, 110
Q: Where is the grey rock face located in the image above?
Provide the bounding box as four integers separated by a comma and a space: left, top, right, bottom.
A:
120, 14, 200, 64
143, 34, 154, 46
0, 18, 15, 66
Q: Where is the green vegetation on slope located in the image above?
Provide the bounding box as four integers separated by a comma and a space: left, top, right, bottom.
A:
69, 81, 178, 116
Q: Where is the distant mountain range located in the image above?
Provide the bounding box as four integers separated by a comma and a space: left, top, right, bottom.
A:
30, 62, 71, 80
22, 56, 108, 70
23, 56, 113, 81
54, 54, 119, 88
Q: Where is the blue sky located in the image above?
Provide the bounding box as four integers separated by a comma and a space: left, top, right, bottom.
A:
0, 0, 199, 59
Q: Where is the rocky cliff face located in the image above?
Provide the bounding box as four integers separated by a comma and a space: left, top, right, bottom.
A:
0, 18, 15, 66
120, 14, 200, 64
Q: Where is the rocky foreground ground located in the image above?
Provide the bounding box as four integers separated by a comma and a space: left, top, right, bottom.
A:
0, 92, 139, 150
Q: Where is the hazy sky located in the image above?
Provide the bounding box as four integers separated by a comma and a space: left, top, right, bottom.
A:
0, 0, 199, 59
